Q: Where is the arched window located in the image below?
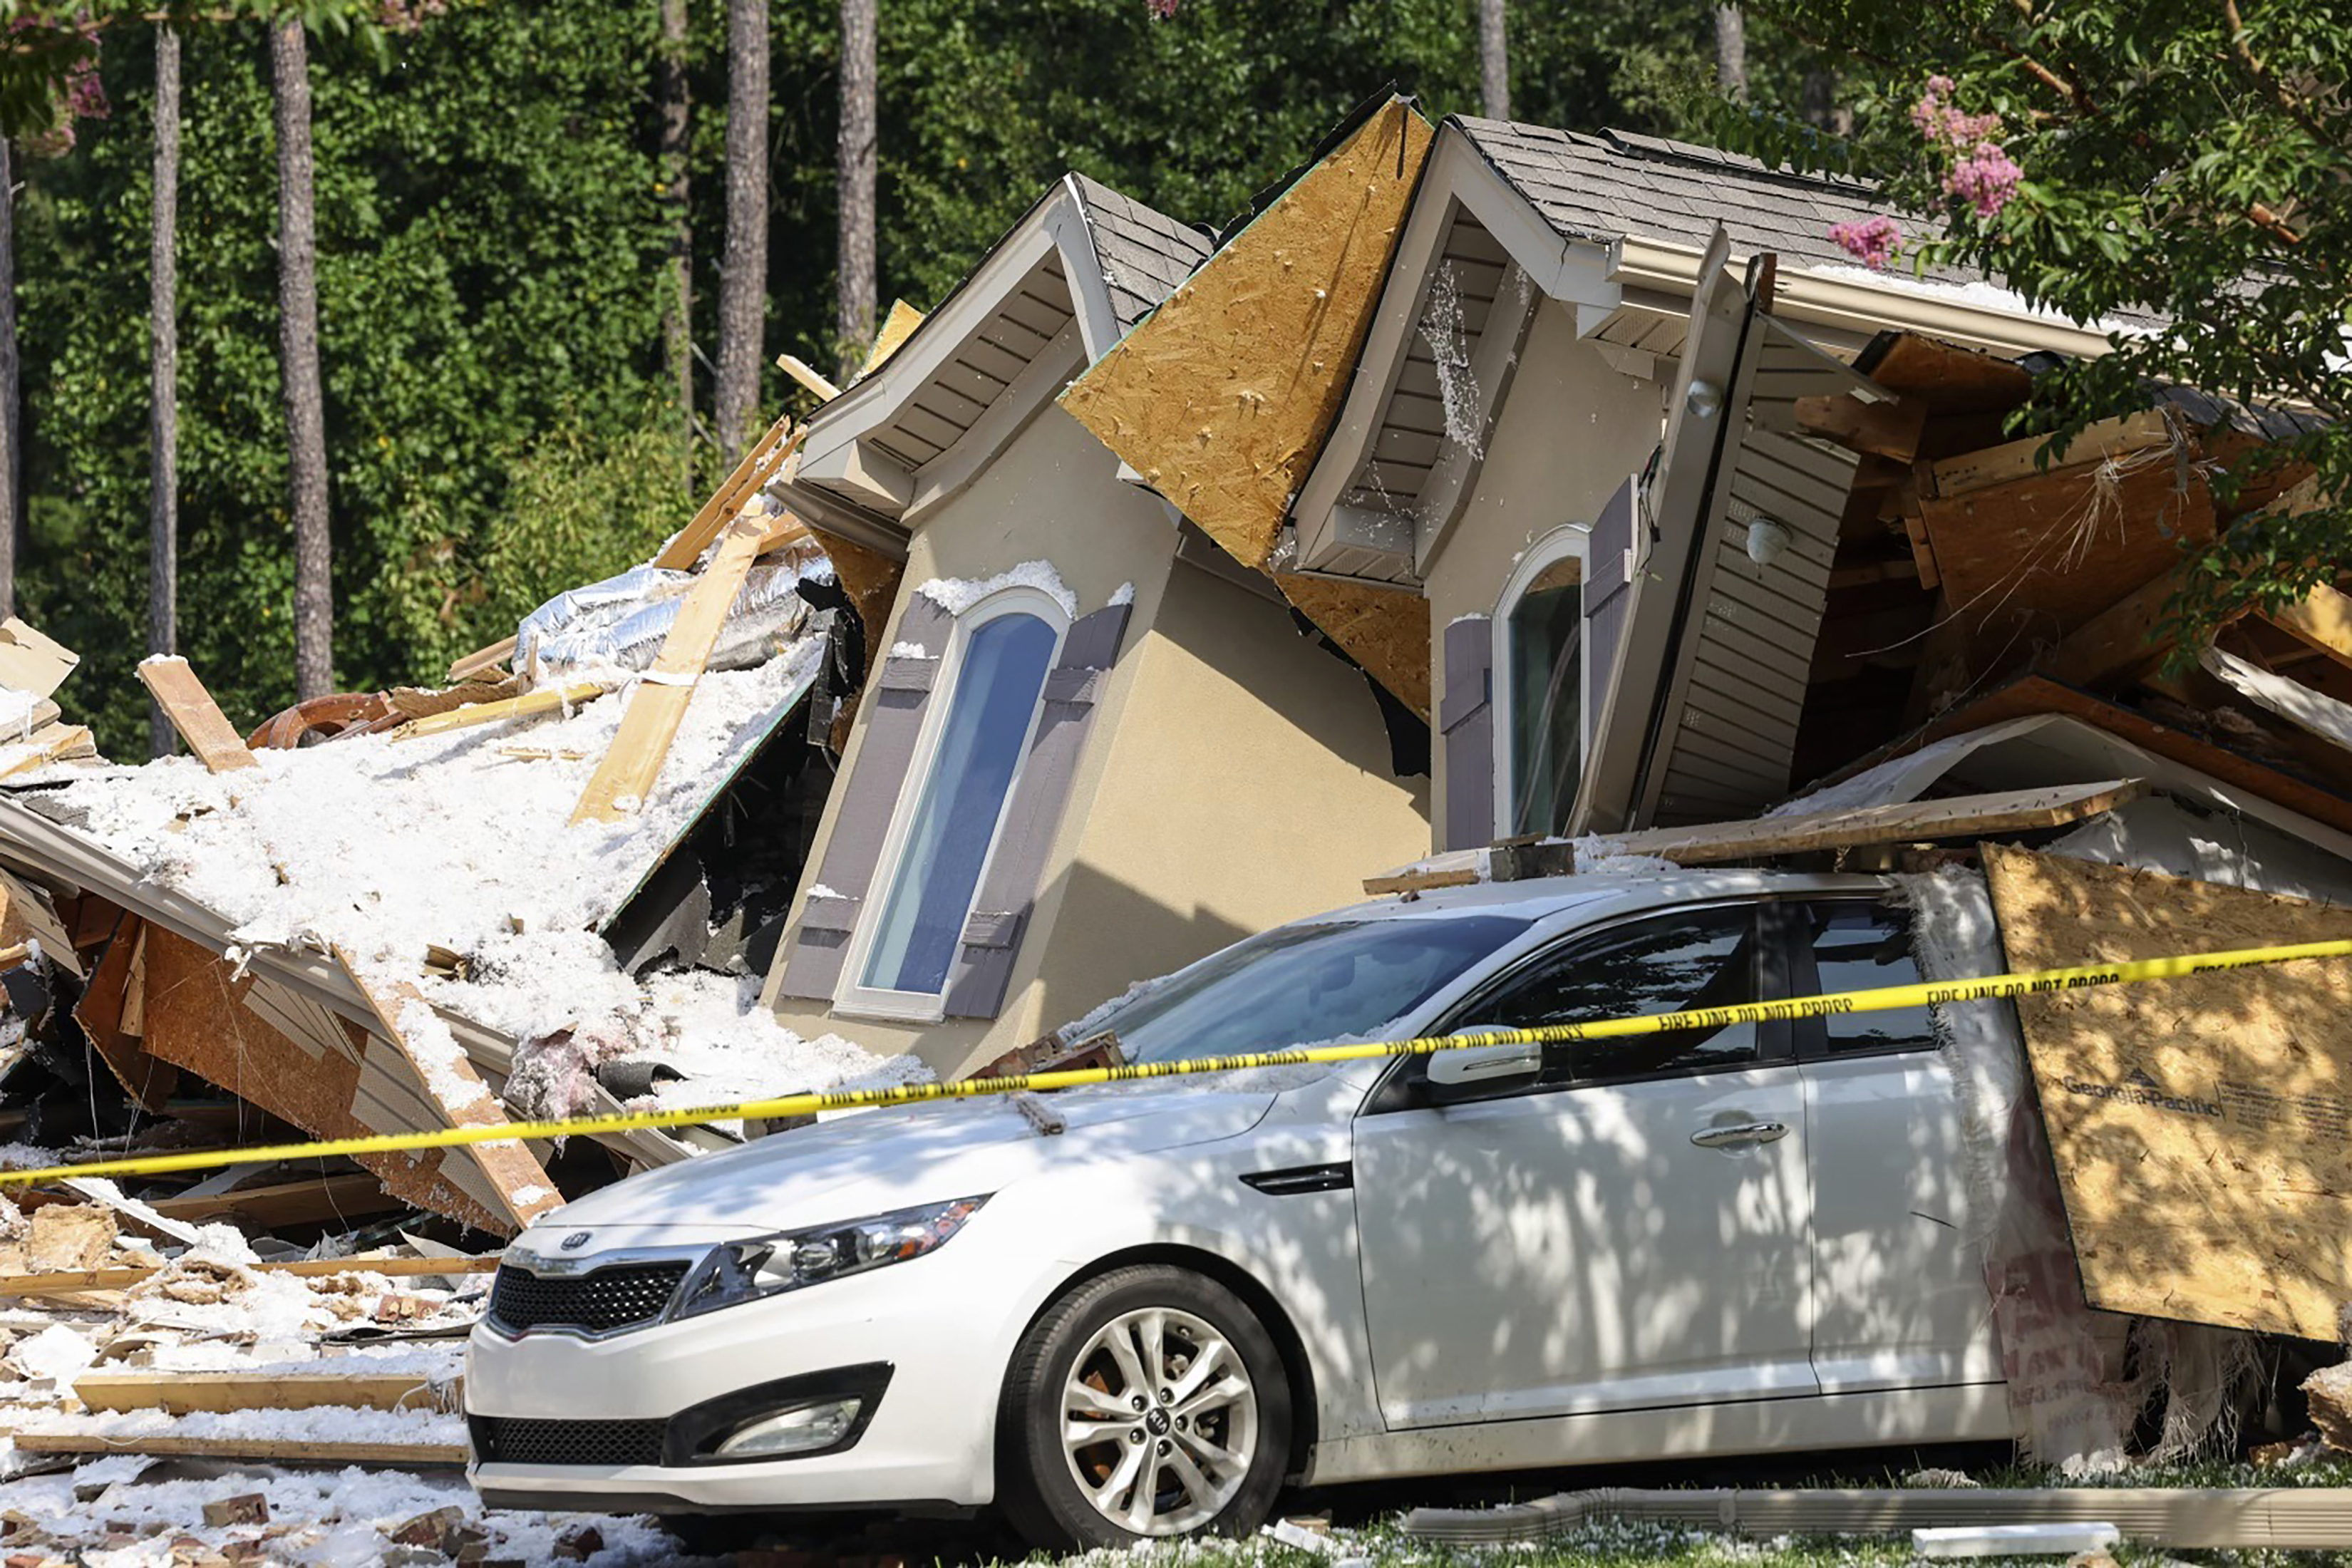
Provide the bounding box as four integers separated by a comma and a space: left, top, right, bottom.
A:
1492, 524, 1590, 839
844, 588, 1066, 1016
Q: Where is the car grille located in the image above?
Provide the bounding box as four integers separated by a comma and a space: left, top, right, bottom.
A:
487, 1261, 691, 1335
470, 1414, 667, 1468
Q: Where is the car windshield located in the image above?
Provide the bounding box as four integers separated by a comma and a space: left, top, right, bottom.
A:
1073, 914, 1534, 1067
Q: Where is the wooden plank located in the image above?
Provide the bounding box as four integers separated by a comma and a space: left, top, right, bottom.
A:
859, 299, 925, 378
135, 657, 254, 773
148, 1170, 406, 1227
2263, 582, 2352, 677
394, 681, 609, 741
775, 354, 841, 401
1984, 844, 2352, 1339
11, 1433, 467, 1465
1577, 778, 2144, 868
0, 616, 79, 698
2035, 563, 2241, 690
1362, 867, 1481, 895
574, 517, 768, 822
72, 914, 175, 1113
0, 1255, 497, 1297
0, 723, 93, 780
1059, 98, 1435, 571
76, 1370, 453, 1415
445, 634, 517, 684
1863, 332, 2033, 415
651, 416, 799, 571
1925, 411, 2177, 500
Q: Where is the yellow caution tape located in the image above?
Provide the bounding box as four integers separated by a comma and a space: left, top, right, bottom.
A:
6, 936, 2349, 1191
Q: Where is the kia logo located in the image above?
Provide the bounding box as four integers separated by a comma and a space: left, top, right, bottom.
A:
559, 1231, 592, 1252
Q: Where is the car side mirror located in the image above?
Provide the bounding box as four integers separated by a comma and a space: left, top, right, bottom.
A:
1426, 1033, 1542, 1090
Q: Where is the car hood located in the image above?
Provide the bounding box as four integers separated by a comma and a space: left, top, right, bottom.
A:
525, 1083, 1279, 1242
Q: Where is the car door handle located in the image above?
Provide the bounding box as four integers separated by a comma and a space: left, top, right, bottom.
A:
1690, 1120, 1789, 1149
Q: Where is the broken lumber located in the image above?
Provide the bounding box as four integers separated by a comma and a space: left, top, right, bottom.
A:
775, 354, 841, 402
0, 722, 93, 780
1580, 779, 2145, 867
573, 515, 766, 823
1794, 392, 1929, 463
0, 617, 78, 698
445, 634, 518, 684
9, 1433, 467, 1466
651, 416, 801, 571
859, 299, 925, 378
135, 657, 255, 773
394, 680, 609, 741
2264, 582, 2352, 678
1922, 410, 2177, 500
148, 1170, 406, 1227
76, 1369, 453, 1415
0, 1255, 499, 1297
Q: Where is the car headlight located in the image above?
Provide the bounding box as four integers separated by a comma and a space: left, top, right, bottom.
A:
673, 1196, 988, 1321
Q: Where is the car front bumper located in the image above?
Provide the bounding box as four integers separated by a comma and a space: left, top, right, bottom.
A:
464, 1252, 1016, 1512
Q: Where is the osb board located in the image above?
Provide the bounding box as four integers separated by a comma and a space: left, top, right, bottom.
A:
0, 866, 78, 979
1058, 98, 1435, 569
1274, 572, 1431, 720
1984, 844, 2352, 1338
138, 927, 518, 1236
1864, 333, 2032, 416
71, 914, 175, 1112
1919, 458, 2214, 658
805, 524, 905, 676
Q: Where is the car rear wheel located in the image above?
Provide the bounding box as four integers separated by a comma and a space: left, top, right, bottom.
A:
999, 1264, 1291, 1549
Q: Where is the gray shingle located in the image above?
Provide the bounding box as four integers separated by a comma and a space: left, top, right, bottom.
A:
1067, 172, 1213, 335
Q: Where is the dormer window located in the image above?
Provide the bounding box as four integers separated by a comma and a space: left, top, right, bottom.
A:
1494, 525, 1591, 838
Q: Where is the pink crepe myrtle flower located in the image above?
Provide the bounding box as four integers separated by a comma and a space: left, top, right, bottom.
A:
1945, 142, 2022, 218
1145, 0, 1181, 14
1830, 215, 1902, 269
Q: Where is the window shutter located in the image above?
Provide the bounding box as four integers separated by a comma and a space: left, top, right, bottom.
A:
942, 601, 1132, 1020
1440, 615, 1495, 852
774, 597, 955, 1001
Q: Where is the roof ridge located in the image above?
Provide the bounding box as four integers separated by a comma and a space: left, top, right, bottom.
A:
1600, 125, 1878, 197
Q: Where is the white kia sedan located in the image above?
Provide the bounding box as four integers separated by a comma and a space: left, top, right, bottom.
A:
465, 870, 2006, 1547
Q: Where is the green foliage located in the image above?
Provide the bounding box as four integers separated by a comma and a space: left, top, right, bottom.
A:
1702, 0, 2352, 640
16, 0, 1760, 759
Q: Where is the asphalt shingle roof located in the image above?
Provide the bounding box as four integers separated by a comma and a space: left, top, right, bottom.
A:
1068, 173, 1214, 334
1453, 118, 1970, 282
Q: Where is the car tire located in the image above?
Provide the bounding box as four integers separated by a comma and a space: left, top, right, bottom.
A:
998, 1263, 1292, 1549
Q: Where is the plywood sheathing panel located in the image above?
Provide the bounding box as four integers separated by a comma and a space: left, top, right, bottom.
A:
1919, 455, 2214, 671
806, 523, 906, 676
1984, 844, 2352, 1338
71, 914, 175, 1112
136, 927, 520, 1236
1058, 98, 1435, 572
0, 866, 80, 979
337, 956, 562, 1235
1862, 333, 2033, 416
1274, 572, 1433, 720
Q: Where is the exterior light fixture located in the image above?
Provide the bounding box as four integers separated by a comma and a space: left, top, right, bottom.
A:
1685, 379, 1723, 418
1745, 517, 1793, 568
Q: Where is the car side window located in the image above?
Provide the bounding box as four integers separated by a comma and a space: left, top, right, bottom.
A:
1452, 906, 1763, 1088
1797, 900, 1939, 1057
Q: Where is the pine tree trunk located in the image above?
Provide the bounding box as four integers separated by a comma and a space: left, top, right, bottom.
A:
714, 0, 769, 460
659, 0, 693, 481
0, 135, 19, 621
1715, 6, 1748, 99
150, 26, 182, 757
272, 18, 332, 701
1477, 0, 1510, 120
835, 0, 877, 380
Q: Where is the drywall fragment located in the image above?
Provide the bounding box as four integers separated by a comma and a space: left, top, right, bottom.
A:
1914, 1523, 2120, 1558
0, 617, 78, 698
1985, 844, 2352, 1337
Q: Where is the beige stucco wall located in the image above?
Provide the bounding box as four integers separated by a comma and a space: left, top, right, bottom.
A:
1026, 562, 1432, 1049
1423, 299, 1668, 840
763, 403, 1430, 1080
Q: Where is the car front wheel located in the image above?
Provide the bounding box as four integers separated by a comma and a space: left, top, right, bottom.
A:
999, 1263, 1291, 1549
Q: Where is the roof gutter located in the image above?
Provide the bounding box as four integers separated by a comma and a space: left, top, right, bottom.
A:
1611, 237, 2121, 361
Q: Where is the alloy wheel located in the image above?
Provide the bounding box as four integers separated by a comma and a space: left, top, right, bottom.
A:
1056, 1305, 1260, 1536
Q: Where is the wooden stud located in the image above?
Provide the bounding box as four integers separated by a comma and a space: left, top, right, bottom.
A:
573, 517, 767, 823
0, 1254, 498, 1297
775, 354, 841, 402
1924, 410, 2176, 501
2262, 582, 2352, 677
8, 1434, 467, 1465
76, 1370, 453, 1415
1575, 778, 2144, 868
1794, 393, 1929, 463
148, 1170, 406, 1227
393, 681, 611, 741
445, 634, 517, 684
859, 299, 925, 379
651, 417, 801, 571
135, 657, 254, 773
